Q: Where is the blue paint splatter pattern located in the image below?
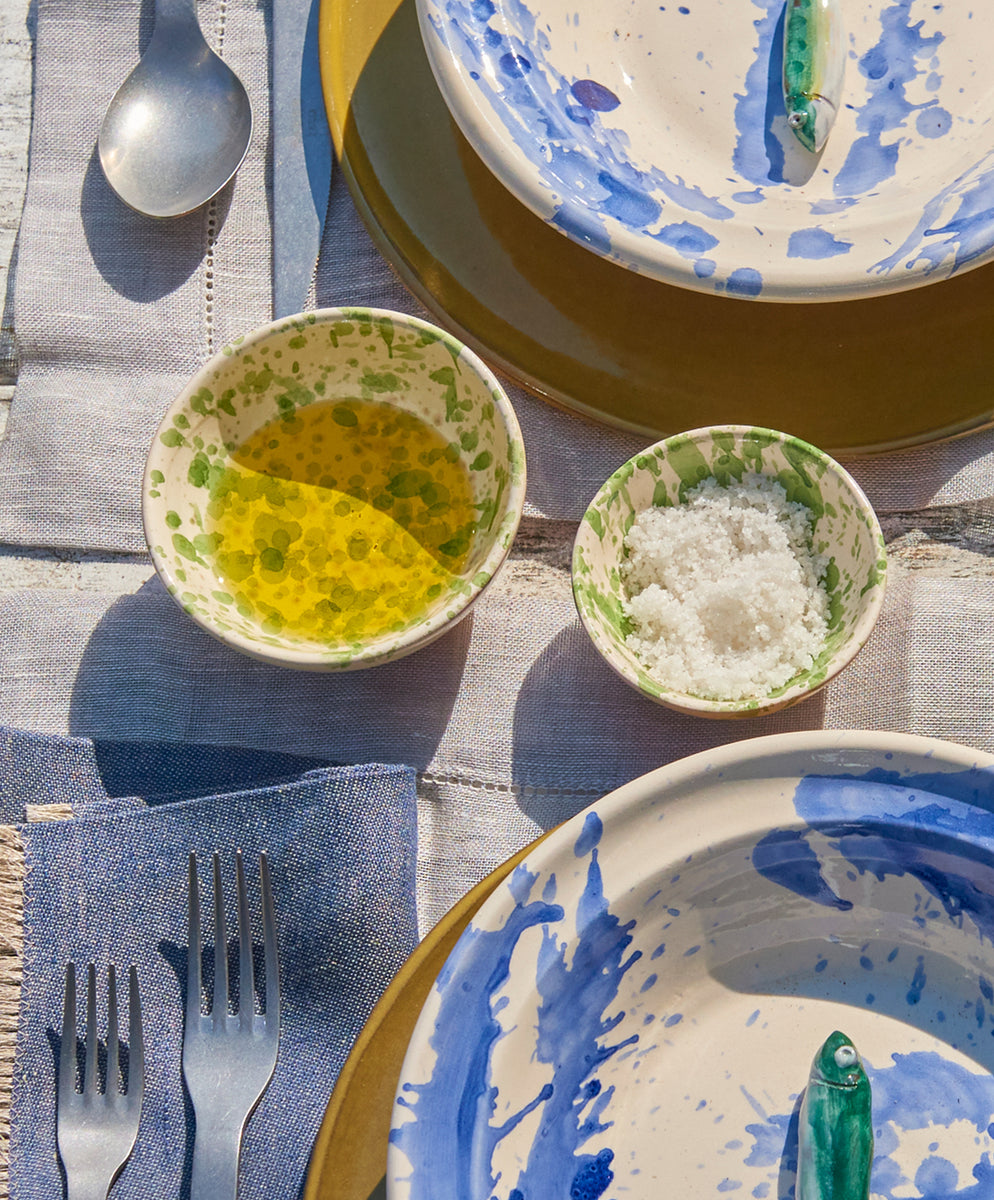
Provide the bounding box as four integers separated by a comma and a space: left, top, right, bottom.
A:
390, 754, 994, 1200
419, 0, 993, 299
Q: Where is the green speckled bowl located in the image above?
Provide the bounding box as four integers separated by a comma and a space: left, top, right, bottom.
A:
143, 308, 526, 670
571, 425, 886, 718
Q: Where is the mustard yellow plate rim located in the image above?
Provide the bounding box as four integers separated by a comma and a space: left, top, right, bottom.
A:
318, 0, 994, 457
303, 838, 544, 1200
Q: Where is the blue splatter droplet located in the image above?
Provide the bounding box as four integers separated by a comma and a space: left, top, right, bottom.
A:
499, 52, 531, 77
908, 955, 927, 1004
571, 79, 621, 112
655, 221, 719, 257
787, 227, 853, 259
574, 810, 603, 857
596, 171, 661, 228
917, 107, 952, 138
571, 1148, 614, 1200
725, 268, 763, 297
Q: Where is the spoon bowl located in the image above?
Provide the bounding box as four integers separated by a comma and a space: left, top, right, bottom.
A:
98, 0, 253, 218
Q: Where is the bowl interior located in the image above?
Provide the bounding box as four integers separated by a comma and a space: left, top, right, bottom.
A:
388, 733, 994, 1200
144, 310, 524, 664
571, 427, 886, 713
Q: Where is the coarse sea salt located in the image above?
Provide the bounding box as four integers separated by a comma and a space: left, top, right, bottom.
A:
621, 474, 830, 701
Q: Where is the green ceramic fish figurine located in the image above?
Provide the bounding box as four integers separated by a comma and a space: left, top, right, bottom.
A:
782, 0, 846, 153
797, 1031, 873, 1200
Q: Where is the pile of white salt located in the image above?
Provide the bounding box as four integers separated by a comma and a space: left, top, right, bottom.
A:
622, 474, 830, 701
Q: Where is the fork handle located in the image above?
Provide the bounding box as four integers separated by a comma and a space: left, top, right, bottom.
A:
67, 1173, 120, 1200
189, 1115, 245, 1200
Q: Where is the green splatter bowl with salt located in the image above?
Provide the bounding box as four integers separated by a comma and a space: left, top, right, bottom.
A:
571, 425, 886, 718
142, 307, 526, 670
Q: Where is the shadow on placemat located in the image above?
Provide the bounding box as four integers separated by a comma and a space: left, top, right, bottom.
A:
79, 146, 221, 301
66, 576, 472, 764
509, 621, 829, 823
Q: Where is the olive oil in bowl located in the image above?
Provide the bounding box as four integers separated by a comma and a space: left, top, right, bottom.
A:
204, 397, 478, 645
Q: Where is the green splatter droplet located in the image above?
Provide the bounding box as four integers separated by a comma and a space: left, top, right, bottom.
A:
332, 404, 358, 426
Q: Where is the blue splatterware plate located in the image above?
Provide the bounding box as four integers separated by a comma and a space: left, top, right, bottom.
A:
416, 0, 994, 301
387, 730, 994, 1200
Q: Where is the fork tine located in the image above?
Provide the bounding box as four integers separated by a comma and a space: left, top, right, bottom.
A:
83, 962, 98, 1095
261, 852, 280, 1029
127, 965, 144, 1107
211, 852, 229, 1029
59, 962, 76, 1103
236, 850, 254, 1031
106, 963, 119, 1093
188, 852, 202, 1016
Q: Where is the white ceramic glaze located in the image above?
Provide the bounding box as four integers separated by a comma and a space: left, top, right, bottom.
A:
142, 308, 526, 670
388, 730, 994, 1200
571, 425, 886, 718
417, 0, 993, 301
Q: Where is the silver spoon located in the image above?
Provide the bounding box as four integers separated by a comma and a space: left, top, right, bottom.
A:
98, 0, 253, 219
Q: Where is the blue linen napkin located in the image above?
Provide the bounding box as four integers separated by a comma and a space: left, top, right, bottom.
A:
1, 727, 419, 1200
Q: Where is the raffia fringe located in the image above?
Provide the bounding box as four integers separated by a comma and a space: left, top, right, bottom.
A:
0, 825, 26, 1199
23, 804, 73, 823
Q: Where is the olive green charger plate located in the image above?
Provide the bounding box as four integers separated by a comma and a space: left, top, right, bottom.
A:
318, 0, 994, 456
303, 839, 543, 1200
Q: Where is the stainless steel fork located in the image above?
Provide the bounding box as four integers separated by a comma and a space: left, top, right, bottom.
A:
184, 851, 280, 1200
57, 962, 144, 1200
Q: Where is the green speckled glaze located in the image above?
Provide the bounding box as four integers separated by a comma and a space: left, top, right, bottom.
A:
571, 425, 886, 718
142, 308, 527, 670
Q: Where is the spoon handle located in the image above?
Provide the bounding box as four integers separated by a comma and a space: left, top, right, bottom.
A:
272, 0, 332, 318
152, 0, 202, 35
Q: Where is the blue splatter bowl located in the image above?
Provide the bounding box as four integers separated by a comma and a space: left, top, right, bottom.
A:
387, 730, 994, 1200
417, 0, 994, 300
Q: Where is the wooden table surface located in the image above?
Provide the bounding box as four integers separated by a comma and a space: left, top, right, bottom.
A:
0, 0, 991, 601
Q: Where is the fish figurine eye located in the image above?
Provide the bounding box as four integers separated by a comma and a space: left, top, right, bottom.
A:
834, 1044, 858, 1070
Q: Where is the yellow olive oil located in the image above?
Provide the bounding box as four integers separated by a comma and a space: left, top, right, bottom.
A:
204, 398, 477, 642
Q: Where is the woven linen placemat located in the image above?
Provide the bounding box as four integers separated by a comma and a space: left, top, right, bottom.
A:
0, 732, 419, 1200
0, 570, 991, 932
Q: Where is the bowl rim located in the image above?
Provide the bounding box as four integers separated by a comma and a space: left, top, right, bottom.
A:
571, 423, 887, 716
414, 0, 994, 303
141, 306, 527, 670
